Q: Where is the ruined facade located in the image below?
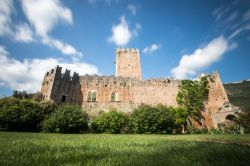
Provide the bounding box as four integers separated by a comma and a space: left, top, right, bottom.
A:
40, 48, 239, 129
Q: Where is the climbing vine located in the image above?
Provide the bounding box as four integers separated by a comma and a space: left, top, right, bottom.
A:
176, 76, 209, 120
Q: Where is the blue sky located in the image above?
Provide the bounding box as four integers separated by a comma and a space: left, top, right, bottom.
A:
0, 0, 249, 97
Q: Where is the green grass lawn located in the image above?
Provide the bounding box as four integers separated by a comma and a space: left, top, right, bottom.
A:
0, 132, 249, 166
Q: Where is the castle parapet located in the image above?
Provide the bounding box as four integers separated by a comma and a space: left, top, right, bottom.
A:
116, 48, 139, 54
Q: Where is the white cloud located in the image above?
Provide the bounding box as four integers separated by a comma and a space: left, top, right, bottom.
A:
14, 23, 34, 43
108, 16, 140, 46
21, 0, 82, 57
0, 45, 98, 92
171, 36, 235, 79
108, 16, 132, 46
21, 0, 72, 37
0, 0, 13, 36
127, 4, 136, 15
42, 37, 83, 57
143, 44, 161, 54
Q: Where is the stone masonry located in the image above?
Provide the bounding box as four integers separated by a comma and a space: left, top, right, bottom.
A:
40, 48, 239, 128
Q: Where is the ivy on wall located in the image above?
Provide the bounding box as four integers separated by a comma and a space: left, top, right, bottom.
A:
176, 76, 209, 120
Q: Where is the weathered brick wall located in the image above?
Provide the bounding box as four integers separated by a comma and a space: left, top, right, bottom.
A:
79, 75, 134, 113
116, 48, 142, 80
131, 79, 179, 106
41, 66, 83, 105
200, 71, 236, 128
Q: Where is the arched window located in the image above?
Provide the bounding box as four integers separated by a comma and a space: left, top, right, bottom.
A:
92, 91, 96, 101
87, 90, 97, 102
111, 92, 116, 101
87, 91, 91, 101
111, 92, 118, 101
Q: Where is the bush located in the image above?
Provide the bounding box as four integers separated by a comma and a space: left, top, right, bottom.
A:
187, 126, 208, 134
236, 112, 250, 133
129, 105, 175, 134
42, 105, 88, 133
91, 109, 127, 134
0, 98, 41, 131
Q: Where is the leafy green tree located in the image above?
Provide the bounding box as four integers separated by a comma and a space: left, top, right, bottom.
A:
12, 90, 32, 99
42, 105, 88, 133
129, 105, 175, 134
236, 112, 250, 133
171, 107, 189, 133
0, 98, 43, 131
92, 109, 127, 134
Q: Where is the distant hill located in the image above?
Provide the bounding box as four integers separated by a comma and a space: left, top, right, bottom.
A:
224, 80, 250, 112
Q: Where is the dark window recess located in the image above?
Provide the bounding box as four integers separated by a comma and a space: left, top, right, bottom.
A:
61, 95, 67, 102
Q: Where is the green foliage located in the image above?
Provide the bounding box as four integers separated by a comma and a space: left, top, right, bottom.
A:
129, 105, 176, 134
42, 105, 88, 133
12, 90, 32, 99
176, 76, 209, 120
236, 112, 250, 133
224, 80, 250, 112
92, 109, 127, 133
0, 97, 55, 131
187, 126, 208, 134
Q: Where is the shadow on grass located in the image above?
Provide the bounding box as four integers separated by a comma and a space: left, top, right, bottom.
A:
1, 134, 250, 166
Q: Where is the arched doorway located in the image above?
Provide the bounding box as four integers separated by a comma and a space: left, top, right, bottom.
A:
225, 114, 236, 126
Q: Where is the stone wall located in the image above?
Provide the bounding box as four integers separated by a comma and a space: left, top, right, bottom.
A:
131, 79, 179, 106
41, 66, 83, 105
115, 48, 142, 80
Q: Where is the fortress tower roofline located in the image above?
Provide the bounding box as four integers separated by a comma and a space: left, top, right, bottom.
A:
116, 48, 139, 53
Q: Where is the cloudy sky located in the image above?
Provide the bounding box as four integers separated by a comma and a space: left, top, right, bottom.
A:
0, 0, 250, 96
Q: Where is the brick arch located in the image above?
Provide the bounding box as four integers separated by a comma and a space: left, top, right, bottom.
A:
225, 114, 236, 121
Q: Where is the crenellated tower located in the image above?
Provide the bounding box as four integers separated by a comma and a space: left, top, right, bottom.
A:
115, 48, 142, 80
40, 66, 82, 105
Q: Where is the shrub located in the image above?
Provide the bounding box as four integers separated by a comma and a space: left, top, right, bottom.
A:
187, 126, 208, 134
91, 109, 127, 134
236, 112, 250, 133
42, 105, 88, 133
0, 98, 42, 131
129, 105, 175, 134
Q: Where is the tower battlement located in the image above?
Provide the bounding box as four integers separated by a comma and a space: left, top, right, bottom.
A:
116, 48, 139, 53
115, 48, 142, 80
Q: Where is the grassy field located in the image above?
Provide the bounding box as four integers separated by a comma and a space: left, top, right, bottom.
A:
0, 132, 250, 166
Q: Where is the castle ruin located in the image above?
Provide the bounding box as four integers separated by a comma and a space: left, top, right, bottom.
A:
40, 48, 240, 129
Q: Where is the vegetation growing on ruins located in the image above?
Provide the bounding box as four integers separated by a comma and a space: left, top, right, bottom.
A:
176, 76, 209, 120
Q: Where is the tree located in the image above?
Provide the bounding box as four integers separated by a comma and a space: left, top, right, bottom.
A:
42, 105, 88, 133
12, 90, 32, 99
171, 107, 189, 133
236, 112, 250, 133
0, 98, 42, 131
129, 105, 175, 134
91, 109, 127, 133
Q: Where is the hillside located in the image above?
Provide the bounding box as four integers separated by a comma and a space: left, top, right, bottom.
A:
224, 80, 250, 112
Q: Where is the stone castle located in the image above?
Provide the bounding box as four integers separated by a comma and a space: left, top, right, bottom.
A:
40, 48, 240, 129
